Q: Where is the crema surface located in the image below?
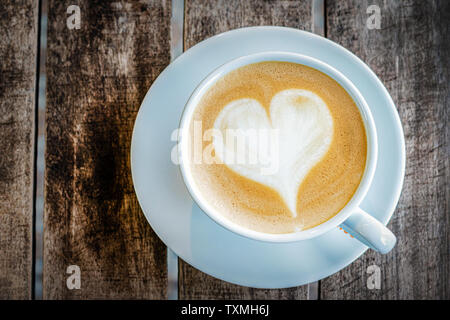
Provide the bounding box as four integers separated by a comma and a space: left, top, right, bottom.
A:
187, 62, 367, 233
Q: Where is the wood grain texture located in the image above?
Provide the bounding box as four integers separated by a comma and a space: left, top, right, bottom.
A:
179, 0, 312, 299
0, 0, 38, 299
321, 0, 449, 299
184, 0, 312, 50
44, 0, 171, 299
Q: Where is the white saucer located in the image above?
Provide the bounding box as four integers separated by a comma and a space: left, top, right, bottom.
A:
131, 27, 405, 288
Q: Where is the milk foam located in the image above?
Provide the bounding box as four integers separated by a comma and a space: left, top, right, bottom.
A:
213, 89, 333, 217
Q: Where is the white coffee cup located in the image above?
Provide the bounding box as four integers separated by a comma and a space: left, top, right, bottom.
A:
178, 51, 396, 254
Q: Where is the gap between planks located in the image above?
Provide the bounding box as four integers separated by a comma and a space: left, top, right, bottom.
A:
167, 0, 184, 301
34, 0, 47, 300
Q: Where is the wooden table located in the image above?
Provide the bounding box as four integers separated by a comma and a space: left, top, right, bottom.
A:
0, 0, 448, 300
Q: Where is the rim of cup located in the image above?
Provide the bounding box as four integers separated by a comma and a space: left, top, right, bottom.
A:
178, 51, 378, 243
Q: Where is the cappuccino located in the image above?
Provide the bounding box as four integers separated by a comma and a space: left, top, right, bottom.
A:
186, 62, 367, 233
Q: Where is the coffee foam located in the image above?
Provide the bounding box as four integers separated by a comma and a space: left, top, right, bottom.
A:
188, 62, 367, 233
212, 89, 333, 217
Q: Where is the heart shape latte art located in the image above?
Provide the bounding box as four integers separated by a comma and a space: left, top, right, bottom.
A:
213, 89, 333, 217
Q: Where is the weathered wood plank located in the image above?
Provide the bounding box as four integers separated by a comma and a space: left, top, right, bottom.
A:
44, 0, 171, 299
0, 0, 39, 300
184, 0, 312, 49
179, 263, 308, 300
179, 0, 312, 299
321, 0, 449, 299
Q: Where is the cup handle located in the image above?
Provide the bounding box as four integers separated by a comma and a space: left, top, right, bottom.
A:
340, 207, 396, 254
